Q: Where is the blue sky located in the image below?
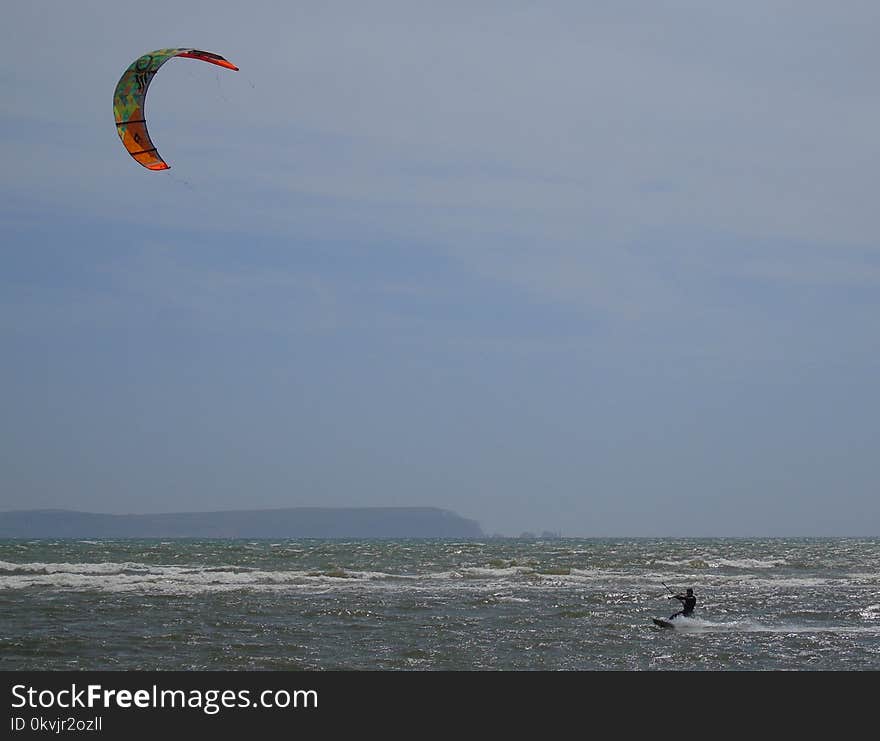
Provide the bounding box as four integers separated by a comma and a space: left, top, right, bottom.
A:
2, 2, 879, 535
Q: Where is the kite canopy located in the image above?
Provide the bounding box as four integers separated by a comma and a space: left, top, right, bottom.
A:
113, 48, 239, 171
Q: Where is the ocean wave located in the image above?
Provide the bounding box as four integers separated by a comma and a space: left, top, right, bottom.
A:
0, 560, 531, 595
2, 555, 878, 598
859, 604, 880, 620
650, 556, 788, 570
0, 560, 156, 575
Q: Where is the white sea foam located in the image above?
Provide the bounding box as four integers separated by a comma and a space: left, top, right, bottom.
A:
651, 556, 787, 569
0, 560, 499, 595
1, 555, 877, 601
657, 616, 880, 635
711, 558, 789, 569
497, 595, 530, 603
0, 560, 164, 575
859, 604, 880, 620
745, 623, 880, 635
662, 617, 771, 633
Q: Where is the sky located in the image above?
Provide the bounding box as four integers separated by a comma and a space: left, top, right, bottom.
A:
2, 1, 879, 536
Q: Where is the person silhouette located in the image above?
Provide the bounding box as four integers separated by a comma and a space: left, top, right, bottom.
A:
669, 587, 696, 620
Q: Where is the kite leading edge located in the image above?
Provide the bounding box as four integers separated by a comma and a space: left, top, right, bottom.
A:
113, 48, 239, 171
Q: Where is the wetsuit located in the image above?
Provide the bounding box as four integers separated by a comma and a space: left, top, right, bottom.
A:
669, 593, 696, 620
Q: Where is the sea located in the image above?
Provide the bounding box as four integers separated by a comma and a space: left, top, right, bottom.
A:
2, 537, 879, 671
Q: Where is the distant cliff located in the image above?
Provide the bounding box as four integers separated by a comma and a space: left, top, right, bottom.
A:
0, 507, 484, 539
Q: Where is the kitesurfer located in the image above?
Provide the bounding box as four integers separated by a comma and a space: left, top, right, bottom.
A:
668, 587, 696, 620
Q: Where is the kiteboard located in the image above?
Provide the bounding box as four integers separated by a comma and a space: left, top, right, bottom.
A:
652, 618, 675, 629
